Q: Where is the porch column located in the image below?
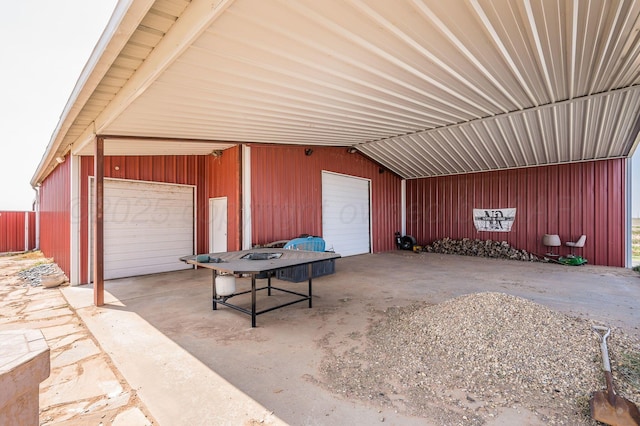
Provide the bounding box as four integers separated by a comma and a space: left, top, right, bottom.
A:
242, 144, 252, 250
401, 179, 406, 236
93, 136, 104, 306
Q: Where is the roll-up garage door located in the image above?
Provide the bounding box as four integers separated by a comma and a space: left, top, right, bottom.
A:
90, 179, 194, 280
322, 171, 371, 256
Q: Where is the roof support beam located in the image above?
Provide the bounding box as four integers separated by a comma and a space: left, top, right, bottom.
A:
74, 0, 236, 153
31, 0, 156, 186
93, 136, 105, 307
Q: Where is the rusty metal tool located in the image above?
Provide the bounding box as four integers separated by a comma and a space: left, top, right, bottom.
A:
590, 326, 640, 426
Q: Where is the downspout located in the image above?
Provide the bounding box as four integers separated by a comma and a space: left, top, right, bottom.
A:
24, 212, 29, 252
33, 186, 40, 250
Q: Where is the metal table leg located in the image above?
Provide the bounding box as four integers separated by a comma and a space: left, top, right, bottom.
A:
251, 274, 257, 327
204, 259, 327, 327
308, 263, 313, 308
212, 270, 217, 310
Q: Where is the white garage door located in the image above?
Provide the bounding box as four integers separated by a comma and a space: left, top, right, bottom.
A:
322, 171, 371, 256
90, 179, 194, 280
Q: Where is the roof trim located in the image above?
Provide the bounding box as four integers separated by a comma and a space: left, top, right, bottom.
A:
66, 0, 236, 166
30, 0, 156, 187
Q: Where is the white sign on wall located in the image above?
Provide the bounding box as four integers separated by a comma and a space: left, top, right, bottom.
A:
473, 208, 516, 232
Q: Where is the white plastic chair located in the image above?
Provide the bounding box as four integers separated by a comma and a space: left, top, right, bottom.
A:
542, 234, 561, 256
565, 235, 586, 256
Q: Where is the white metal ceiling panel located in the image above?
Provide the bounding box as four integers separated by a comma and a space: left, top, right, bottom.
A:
34, 0, 640, 184
359, 87, 640, 178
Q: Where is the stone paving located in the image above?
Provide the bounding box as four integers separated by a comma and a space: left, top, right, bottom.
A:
0, 252, 156, 425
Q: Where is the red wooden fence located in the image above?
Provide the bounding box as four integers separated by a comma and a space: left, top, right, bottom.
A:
0, 211, 36, 253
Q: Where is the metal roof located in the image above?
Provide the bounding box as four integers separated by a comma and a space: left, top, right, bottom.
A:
32, 0, 640, 185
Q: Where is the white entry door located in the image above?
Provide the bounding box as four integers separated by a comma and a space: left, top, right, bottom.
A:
322, 171, 371, 256
209, 197, 228, 253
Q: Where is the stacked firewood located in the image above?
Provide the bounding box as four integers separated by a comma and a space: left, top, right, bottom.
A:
423, 237, 539, 261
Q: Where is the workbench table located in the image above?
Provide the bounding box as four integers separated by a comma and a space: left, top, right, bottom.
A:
181, 248, 341, 327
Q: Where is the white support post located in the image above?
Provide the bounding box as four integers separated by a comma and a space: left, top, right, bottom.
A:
70, 154, 81, 285
401, 179, 407, 236
24, 212, 29, 252
242, 145, 252, 250
626, 157, 633, 268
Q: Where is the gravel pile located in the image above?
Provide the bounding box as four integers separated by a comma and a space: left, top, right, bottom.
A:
319, 292, 640, 425
17, 262, 63, 287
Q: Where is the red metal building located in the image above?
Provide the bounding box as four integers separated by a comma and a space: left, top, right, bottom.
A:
38, 144, 402, 283
28, 2, 640, 290
406, 160, 627, 266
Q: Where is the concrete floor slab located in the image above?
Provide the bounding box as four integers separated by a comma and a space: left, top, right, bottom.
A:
61, 252, 640, 425
63, 285, 285, 426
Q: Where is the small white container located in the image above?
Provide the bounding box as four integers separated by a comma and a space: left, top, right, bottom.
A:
215, 274, 236, 296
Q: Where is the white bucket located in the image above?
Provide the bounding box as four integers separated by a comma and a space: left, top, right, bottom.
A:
215, 274, 236, 296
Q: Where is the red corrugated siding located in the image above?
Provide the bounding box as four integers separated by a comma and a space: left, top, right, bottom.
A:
80, 155, 201, 283
0, 212, 23, 252
0, 211, 35, 252
79, 152, 241, 283
251, 145, 402, 252
204, 146, 242, 252
39, 156, 72, 276
406, 159, 626, 266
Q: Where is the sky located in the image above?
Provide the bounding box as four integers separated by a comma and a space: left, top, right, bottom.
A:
0, 1, 118, 211
0, 1, 639, 216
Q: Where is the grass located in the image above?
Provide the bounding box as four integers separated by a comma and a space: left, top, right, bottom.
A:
619, 350, 640, 390
13, 251, 53, 272
14, 250, 45, 260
